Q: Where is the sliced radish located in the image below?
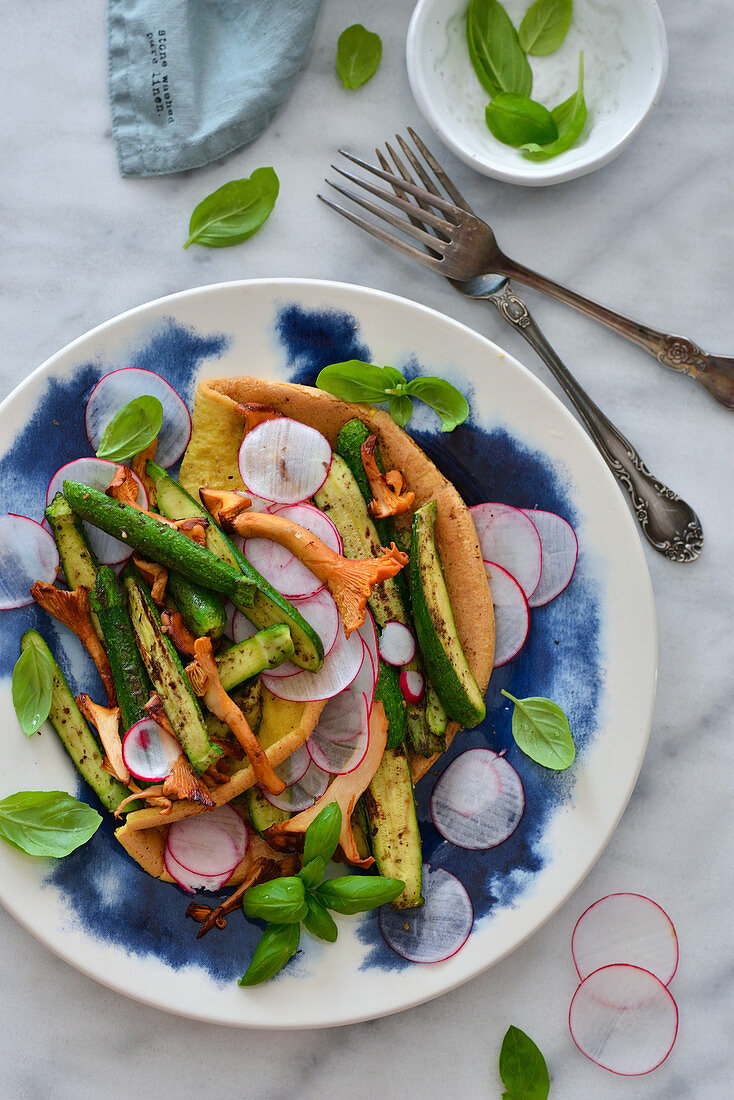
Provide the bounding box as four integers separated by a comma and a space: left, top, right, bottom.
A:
122, 717, 182, 781
470, 503, 542, 599
569, 964, 678, 1076
484, 561, 530, 668
269, 503, 343, 554
312, 682, 370, 745
521, 509, 578, 607
273, 742, 311, 787
307, 724, 370, 775
0, 514, 60, 610
166, 805, 248, 876
358, 609, 379, 689
572, 894, 679, 987
378, 621, 416, 667
262, 589, 340, 679
262, 625, 363, 702
379, 864, 474, 963
85, 367, 191, 468
400, 668, 425, 704
262, 758, 330, 812
430, 748, 525, 850
350, 641, 377, 709
46, 458, 148, 566
164, 847, 235, 894
243, 538, 324, 599
238, 418, 332, 505
231, 610, 258, 645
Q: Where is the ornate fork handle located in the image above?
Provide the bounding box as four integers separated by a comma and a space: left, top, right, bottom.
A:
503, 259, 734, 410
490, 284, 703, 562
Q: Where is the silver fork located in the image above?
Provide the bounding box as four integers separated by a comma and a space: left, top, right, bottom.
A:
319, 132, 703, 563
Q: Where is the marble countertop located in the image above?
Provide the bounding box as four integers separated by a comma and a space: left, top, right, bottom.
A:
2, 1, 732, 1096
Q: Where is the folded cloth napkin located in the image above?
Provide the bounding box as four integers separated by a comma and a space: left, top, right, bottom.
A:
108, 0, 322, 177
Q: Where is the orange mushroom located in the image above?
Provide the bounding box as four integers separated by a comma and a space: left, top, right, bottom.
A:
76, 695, 129, 784
361, 435, 415, 519
30, 582, 117, 706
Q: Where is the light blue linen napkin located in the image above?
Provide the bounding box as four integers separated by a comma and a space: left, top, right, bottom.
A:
108, 0, 322, 177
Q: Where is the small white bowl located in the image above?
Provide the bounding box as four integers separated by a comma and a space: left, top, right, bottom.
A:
406, 0, 668, 186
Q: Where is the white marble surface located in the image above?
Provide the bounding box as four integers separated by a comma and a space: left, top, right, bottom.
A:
1, 1, 733, 1096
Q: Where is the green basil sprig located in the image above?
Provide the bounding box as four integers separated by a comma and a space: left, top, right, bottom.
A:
96, 395, 163, 464
0, 791, 101, 858
239, 802, 404, 985
467, 0, 532, 97
12, 645, 54, 737
519, 0, 572, 56
485, 94, 558, 147
499, 1025, 550, 1099
184, 167, 279, 249
336, 24, 382, 89
316, 360, 469, 433
501, 690, 575, 770
523, 55, 586, 160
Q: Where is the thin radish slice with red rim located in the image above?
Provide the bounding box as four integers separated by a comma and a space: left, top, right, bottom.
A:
262, 626, 363, 702
85, 367, 192, 468
273, 742, 311, 787
269, 503, 343, 554
572, 893, 679, 986
378, 621, 416, 666
312, 687, 369, 744
430, 748, 525, 850
349, 642, 376, 710
166, 805, 248, 875
569, 964, 679, 1076
521, 509, 578, 607
231, 610, 258, 644
238, 418, 332, 505
261, 759, 330, 812
243, 538, 324, 599
307, 720, 370, 774
46, 458, 148, 565
484, 561, 530, 668
400, 668, 425, 704
164, 848, 235, 895
0, 514, 60, 610
122, 717, 182, 781
263, 589, 340, 679
470, 503, 542, 599
379, 864, 474, 963
358, 609, 379, 689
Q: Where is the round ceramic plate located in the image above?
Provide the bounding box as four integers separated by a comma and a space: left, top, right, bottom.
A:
0, 279, 656, 1028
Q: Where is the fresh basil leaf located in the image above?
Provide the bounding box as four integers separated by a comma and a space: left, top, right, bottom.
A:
389, 394, 414, 428
404, 377, 470, 432
302, 800, 342, 866
381, 364, 409, 390
95, 395, 163, 464
303, 895, 338, 943
12, 645, 54, 737
238, 922, 300, 986
519, 0, 572, 56
184, 167, 279, 249
336, 24, 382, 89
0, 791, 101, 858
467, 0, 532, 97
241, 876, 307, 924
523, 54, 586, 160
486, 94, 558, 147
316, 360, 395, 404
315, 875, 405, 915
299, 856, 326, 890
501, 690, 575, 769
499, 1025, 550, 1099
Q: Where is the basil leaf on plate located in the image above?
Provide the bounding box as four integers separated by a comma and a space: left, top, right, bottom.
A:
499, 1025, 550, 1099
389, 394, 414, 427
299, 856, 326, 890
184, 167, 279, 249
12, 644, 54, 737
0, 791, 101, 858
316, 360, 398, 404
404, 377, 470, 432
302, 800, 342, 867
501, 690, 575, 769
523, 54, 586, 159
95, 395, 163, 463
486, 93, 558, 147
337, 24, 382, 89
238, 922, 301, 986
467, 0, 532, 97
519, 0, 573, 56
315, 874, 405, 914
303, 895, 338, 943
241, 876, 307, 924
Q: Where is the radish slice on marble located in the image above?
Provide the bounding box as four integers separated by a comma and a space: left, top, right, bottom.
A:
569, 964, 679, 1076
261, 759, 330, 812
164, 848, 235, 895
430, 748, 525, 850
273, 742, 311, 787
484, 561, 530, 668
166, 805, 248, 877
238, 418, 332, 505
46, 457, 148, 565
572, 893, 679, 986
122, 717, 181, 781
358, 609, 379, 687
400, 668, 425, 704
261, 625, 363, 702
378, 621, 416, 666
85, 367, 191, 468
379, 864, 474, 963
521, 509, 578, 607
262, 589, 340, 679
0, 514, 60, 609
269, 503, 343, 554
312, 686, 370, 744
307, 718, 370, 774
243, 538, 324, 599
470, 503, 542, 599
